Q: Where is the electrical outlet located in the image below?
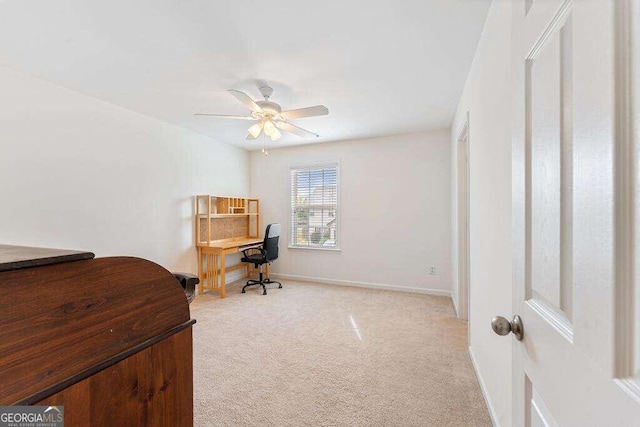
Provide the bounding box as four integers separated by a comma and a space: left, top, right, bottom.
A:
429, 266, 436, 275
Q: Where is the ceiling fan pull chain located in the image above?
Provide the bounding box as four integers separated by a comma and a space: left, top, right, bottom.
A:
261, 133, 269, 156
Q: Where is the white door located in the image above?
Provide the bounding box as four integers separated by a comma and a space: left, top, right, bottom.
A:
508, 0, 640, 425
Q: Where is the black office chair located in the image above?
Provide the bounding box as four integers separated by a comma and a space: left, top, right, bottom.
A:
240, 223, 283, 295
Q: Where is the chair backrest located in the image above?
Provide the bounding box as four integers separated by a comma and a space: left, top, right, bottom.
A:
263, 223, 280, 262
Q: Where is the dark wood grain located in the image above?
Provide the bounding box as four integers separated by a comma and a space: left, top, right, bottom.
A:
0, 256, 191, 405
36, 328, 194, 427
15, 320, 195, 405
0, 244, 94, 272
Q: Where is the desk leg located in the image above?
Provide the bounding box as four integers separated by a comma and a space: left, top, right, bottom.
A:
197, 248, 203, 297
213, 253, 218, 292
220, 252, 226, 298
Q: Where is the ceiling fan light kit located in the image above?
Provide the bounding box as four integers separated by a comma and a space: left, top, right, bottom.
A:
263, 119, 276, 134
195, 84, 329, 145
248, 122, 263, 138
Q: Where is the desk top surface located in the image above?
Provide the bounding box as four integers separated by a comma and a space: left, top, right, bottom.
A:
0, 244, 95, 273
197, 237, 263, 250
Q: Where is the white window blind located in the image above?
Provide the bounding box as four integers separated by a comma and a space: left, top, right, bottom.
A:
290, 162, 339, 249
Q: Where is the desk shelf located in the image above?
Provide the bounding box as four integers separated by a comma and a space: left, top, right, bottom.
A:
195, 195, 260, 246
196, 213, 259, 219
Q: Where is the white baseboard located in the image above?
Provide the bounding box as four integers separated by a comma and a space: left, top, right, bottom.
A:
225, 269, 247, 284
452, 294, 459, 317
270, 273, 451, 297
468, 346, 500, 427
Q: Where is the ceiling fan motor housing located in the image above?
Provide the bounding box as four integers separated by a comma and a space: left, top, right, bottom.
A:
256, 100, 282, 116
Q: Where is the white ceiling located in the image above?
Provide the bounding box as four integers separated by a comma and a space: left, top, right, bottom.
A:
0, 0, 490, 150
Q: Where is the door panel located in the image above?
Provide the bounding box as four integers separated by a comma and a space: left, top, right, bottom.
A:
527, 377, 559, 427
512, 0, 640, 425
528, 11, 572, 320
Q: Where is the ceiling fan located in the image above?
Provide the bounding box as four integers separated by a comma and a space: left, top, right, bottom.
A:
194, 85, 329, 141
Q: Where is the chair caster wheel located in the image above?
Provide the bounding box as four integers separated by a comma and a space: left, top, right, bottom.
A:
241, 289, 246, 293
263, 291, 267, 295
278, 284, 282, 288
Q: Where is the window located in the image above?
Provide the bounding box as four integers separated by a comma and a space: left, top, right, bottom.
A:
290, 162, 339, 249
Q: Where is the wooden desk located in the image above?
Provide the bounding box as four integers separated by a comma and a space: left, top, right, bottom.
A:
197, 237, 264, 298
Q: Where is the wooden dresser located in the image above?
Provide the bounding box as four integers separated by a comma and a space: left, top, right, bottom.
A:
0, 245, 195, 426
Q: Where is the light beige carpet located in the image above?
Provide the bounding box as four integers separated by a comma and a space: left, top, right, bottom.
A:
190, 280, 491, 426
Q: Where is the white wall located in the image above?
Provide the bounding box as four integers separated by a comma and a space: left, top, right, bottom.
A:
450, 1, 514, 425
251, 130, 452, 295
0, 66, 250, 273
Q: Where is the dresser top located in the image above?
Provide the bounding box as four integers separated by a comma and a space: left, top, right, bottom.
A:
0, 244, 95, 272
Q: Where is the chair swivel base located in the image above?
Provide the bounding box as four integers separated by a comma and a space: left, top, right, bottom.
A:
242, 272, 282, 295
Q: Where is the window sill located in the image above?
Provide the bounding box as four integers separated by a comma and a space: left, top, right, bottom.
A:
287, 246, 342, 252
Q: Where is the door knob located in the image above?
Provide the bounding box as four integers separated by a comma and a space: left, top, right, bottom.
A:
491, 315, 524, 341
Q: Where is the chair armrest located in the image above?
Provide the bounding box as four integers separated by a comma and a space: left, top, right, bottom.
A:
241, 247, 266, 258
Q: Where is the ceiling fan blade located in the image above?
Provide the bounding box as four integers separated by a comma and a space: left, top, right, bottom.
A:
246, 133, 258, 140
193, 114, 257, 120
228, 90, 263, 113
279, 105, 328, 120
276, 121, 319, 138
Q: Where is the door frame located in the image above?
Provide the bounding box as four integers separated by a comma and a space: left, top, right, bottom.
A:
456, 113, 470, 322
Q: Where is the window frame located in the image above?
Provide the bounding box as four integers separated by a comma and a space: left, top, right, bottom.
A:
288, 160, 341, 251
